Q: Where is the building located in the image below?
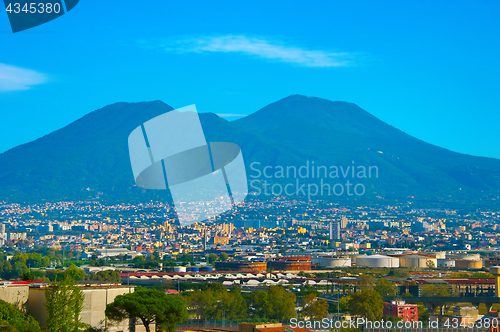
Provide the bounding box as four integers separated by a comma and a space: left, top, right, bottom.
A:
212, 236, 230, 245
27, 284, 148, 332
399, 254, 438, 269
383, 301, 418, 321
455, 259, 483, 269
355, 254, 399, 268
319, 256, 351, 268
453, 306, 479, 323
239, 322, 312, 332
329, 221, 341, 240
215, 261, 267, 272
37, 224, 53, 233
268, 256, 311, 271
340, 216, 348, 229
0, 281, 40, 310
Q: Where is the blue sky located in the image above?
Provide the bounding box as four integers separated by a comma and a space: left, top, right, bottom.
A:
1, 1, 499, 158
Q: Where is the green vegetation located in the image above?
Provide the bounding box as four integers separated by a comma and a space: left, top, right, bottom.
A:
0, 252, 51, 280
45, 276, 85, 332
448, 272, 494, 278
183, 283, 247, 320
374, 278, 399, 297
420, 284, 459, 314
248, 286, 297, 320
0, 299, 41, 332
346, 289, 385, 321
300, 293, 329, 320
106, 287, 188, 332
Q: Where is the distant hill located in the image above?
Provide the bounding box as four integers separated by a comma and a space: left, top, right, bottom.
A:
0, 95, 499, 205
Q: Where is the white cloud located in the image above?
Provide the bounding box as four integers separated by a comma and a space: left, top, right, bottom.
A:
159, 35, 353, 68
0, 63, 47, 92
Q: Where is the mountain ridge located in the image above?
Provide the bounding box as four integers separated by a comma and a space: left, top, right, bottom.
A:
0, 95, 499, 204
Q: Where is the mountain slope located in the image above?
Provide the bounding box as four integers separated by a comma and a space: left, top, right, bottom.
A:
232, 95, 500, 199
0, 95, 499, 203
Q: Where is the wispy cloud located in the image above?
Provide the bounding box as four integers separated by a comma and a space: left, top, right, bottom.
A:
0, 63, 47, 92
155, 35, 354, 68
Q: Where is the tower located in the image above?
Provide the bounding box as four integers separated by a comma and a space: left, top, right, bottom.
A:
490, 266, 500, 297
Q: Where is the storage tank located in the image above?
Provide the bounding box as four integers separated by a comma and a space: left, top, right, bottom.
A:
355, 254, 399, 268
201, 266, 213, 272
448, 253, 481, 261
187, 267, 200, 273
455, 259, 483, 269
399, 255, 437, 268
438, 259, 455, 267
173, 266, 186, 273
320, 257, 351, 268
350, 255, 361, 265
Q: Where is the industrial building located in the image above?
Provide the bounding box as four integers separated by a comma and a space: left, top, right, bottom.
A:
399, 254, 438, 269
215, 261, 267, 272
355, 254, 400, 268
267, 256, 312, 271
27, 284, 145, 332
383, 301, 418, 321
319, 256, 351, 268
455, 259, 483, 269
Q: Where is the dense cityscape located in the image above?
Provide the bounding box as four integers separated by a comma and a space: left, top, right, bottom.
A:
1, 197, 500, 331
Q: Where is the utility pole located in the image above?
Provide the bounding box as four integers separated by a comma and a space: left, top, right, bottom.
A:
337, 284, 340, 323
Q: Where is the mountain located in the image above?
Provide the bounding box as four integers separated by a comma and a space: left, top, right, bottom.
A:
233, 95, 500, 200
0, 95, 499, 204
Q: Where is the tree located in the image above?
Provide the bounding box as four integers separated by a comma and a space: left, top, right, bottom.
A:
267, 286, 296, 320
64, 264, 86, 281
349, 289, 385, 321
208, 254, 218, 264
219, 253, 228, 262
374, 278, 399, 297
339, 296, 352, 313
85, 270, 121, 283
106, 287, 188, 332
300, 293, 329, 320
247, 287, 296, 320
182, 284, 247, 320
249, 290, 272, 319
359, 275, 375, 291
426, 260, 436, 269
0, 299, 41, 332
421, 284, 458, 314
45, 276, 85, 332
226, 285, 247, 320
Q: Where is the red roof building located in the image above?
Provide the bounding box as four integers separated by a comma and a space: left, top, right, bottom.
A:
384, 301, 418, 321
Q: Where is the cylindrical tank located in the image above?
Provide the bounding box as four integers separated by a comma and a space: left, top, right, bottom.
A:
455, 259, 483, 269
201, 266, 213, 272
400, 255, 437, 268
448, 253, 481, 261
438, 259, 455, 267
173, 266, 186, 273
320, 257, 351, 268
434, 252, 446, 260
356, 254, 399, 268
187, 267, 200, 272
